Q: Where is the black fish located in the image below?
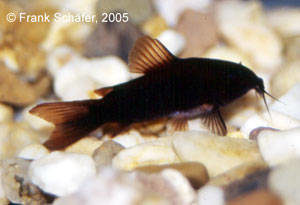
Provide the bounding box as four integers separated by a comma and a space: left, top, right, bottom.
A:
30, 36, 274, 150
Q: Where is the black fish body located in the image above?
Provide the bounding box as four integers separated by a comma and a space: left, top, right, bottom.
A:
30, 36, 267, 150
104, 58, 259, 122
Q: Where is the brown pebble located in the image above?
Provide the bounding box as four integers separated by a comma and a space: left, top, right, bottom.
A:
1, 158, 54, 204
227, 189, 282, 205
0, 63, 50, 106
176, 9, 218, 58
224, 169, 271, 201
136, 162, 209, 189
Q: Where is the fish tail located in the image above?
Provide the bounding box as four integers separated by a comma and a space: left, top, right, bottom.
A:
29, 99, 106, 150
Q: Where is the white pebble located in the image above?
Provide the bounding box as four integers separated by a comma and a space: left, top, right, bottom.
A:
28, 151, 96, 196
153, 0, 211, 26
241, 110, 300, 137
54, 60, 98, 100
197, 185, 225, 205
271, 83, 300, 121
47, 46, 80, 77
87, 56, 130, 86
54, 168, 144, 205
161, 169, 195, 204
54, 56, 130, 101
269, 158, 300, 205
258, 127, 300, 166
157, 30, 186, 55
112, 138, 180, 170
18, 144, 49, 160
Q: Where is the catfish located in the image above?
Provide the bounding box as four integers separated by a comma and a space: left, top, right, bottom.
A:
30, 36, 276, 150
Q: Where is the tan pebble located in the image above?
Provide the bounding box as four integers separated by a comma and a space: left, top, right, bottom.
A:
112, 138, 180, 171
172, 131, 262, 177
0, 14, 49, 80
227, 131, 246, 139
0, 48, 19, 72
217, 0, 282, 72
136, 162, 209, 189
286, 37, 300, 61
92, 140, 124, 170
0, 123, 14, 159
42, 21, 93, 51
209, 160, 268, 187
142, 15, 168, 38
227, 189, 282, 205
0, 64, 50, 106
65, 137, 103, 156
0, 123, 41, 159
0, 104, 13, 123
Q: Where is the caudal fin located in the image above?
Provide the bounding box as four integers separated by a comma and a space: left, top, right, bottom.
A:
29, 100, 104, 150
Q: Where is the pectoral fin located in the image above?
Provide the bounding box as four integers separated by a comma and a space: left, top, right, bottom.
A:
170, 117, 188, 131
201, 110, 227, 136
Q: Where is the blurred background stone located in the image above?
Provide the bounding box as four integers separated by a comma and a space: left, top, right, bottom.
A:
1, 158, 53, 204
176, 9, 218, 58
136, 162, 209, 189
97, 0, 155, 25
54, 167, 195, 205
92, 140, 124, 170
0, 64, 51, 106
83, 21, 143, 61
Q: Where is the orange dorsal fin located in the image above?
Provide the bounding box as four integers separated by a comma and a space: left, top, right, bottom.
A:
94, 87, 113, 97
129, 36, 176, 74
